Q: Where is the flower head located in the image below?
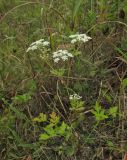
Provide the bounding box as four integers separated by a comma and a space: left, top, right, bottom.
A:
42, 41, 50, 47
69, 94, 82, 100
26, 39, 50, 52
69, 33, 92, 44
52, 49, 73, 63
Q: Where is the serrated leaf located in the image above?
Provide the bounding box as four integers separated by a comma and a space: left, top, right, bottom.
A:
58, 122, 67, 135
108, 106, 118, 118
49, 112, 60, 124
39, 133, 50, 140
33, 113, 47, 122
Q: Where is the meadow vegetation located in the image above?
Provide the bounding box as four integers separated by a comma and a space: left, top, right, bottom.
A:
0, 0, 127, 159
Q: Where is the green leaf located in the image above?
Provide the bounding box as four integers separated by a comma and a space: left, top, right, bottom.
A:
44, 125, 56, 136
49, 112, 60, 124
122, 78, 127, 89
92, 102, 108, 121
105, 94, 112, 103
39, 133, 50, 140
95, 102, 101, 113
33, 113, 47, 123
108, 106, 118, 118
12, 93, 31, 104
107, 140, 114, 150
58, 122, 67, 135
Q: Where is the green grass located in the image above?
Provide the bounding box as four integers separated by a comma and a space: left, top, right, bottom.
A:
0, 0, 127, 159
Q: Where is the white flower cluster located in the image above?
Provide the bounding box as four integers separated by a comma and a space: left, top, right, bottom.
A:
52, 50, 73, 63
69, 33, 92, 44
26, 39, 50, 52
69, 94, 82, 100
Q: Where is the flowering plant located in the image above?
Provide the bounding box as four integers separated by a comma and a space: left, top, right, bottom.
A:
52, 49, 73, 63
69, 94, 85, 111
69, 33, 92, 44
26, 39, 50, 52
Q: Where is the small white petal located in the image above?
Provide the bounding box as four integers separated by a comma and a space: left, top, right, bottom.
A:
26, 45, 38, 52
26, 39, 49, 52
69, 33, 92, 44
52, 49, 73, 63
69, 95, 73, 100
54, 58, 60, 63
62, 55, 68, 61
71, 39, 77, 44
53, 53, 58, 58
67, 52, 73, 57
69, 93, 82, 100
43, 41, 50, 46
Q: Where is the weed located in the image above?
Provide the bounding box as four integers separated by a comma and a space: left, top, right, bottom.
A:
0, 0, 127, 159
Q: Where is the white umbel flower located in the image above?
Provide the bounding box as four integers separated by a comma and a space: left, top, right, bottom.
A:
26, 39, 50, 52
26, 45, 38, 52
69, 33, 92, 44
54, 58, 60, 63
69, 94, 82, 100
42, 41, 50, 46
52, 49, 73, 63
